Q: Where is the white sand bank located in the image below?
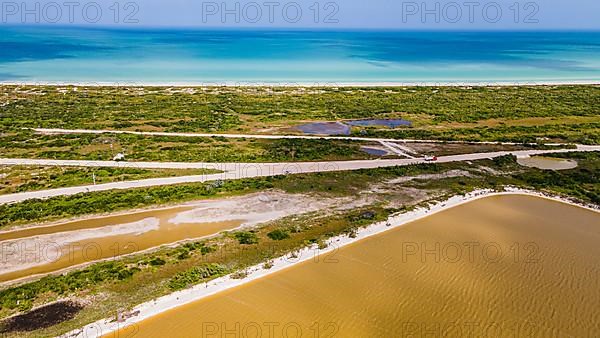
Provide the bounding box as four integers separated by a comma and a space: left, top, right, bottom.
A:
0, 218, 160, 275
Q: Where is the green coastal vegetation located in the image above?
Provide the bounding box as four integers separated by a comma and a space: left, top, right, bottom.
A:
233, 231, 260, 245
0, 131, 378, 162
1, 85, 597, 177
0, 166, 219, 195
1, 85, 598, 144
1, 151, 599, 337
359, 122, 600, 145
2, 85, 599, 131
0, 129, 556, 167
267, 229, 291, 240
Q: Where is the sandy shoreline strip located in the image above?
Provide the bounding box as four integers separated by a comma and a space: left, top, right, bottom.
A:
2, 81, 599, 87
63, 188, 599, 338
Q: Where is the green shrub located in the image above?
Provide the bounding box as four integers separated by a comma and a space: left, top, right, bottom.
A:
167, 264, 229, 291
149, 257, 166, 266
267, 229, 290, 241
200, 245, 217, 255
0, 261, 141, 311
234, 231, 259, 245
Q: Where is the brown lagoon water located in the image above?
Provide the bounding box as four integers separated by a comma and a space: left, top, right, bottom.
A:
123, 195, 600, 337
0, 208, 241, 283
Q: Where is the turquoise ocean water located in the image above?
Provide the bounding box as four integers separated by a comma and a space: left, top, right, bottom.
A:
1, 26, 599, 84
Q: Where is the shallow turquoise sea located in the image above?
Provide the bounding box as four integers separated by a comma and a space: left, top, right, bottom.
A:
1, 26, 599, 84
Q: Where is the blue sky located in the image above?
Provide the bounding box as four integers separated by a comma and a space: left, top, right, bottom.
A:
2, 0, 599, 29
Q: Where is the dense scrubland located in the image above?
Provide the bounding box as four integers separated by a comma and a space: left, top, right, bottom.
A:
0, 131, 376, 162
2, 85, 599, 130
1, 85, 598, 144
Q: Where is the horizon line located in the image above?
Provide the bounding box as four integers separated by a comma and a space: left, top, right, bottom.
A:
3, 24, 600, 32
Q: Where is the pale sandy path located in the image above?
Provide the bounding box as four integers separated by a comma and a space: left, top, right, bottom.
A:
379, 140, 417, 158
1, 145, 598, 205
32, 127, 572, 146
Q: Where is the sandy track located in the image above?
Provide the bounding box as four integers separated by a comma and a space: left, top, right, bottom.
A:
33, 127, 574, 146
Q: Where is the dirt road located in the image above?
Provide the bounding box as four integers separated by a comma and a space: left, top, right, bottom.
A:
1, 145, 598, 205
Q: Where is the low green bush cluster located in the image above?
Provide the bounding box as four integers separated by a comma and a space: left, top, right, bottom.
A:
267, 229, 290, 241
169, 242, 217, 260
234, 231, 259, 245
0, 261, 141, 312
167, 264, 229, 291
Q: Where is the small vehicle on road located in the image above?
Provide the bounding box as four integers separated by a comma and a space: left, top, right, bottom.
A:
424, 155, 438, 162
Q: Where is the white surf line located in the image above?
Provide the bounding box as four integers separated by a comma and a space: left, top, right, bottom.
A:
379, 141, 417, 158
63, 188, 599, 338
1, 146, 599, 205
30, 128, 574, 147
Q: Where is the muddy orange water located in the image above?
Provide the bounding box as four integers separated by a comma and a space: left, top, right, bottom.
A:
0, 207, 241, 283
118, 195, 600, 338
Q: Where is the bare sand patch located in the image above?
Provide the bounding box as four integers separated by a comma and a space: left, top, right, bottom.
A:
0, 191, 370, 284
